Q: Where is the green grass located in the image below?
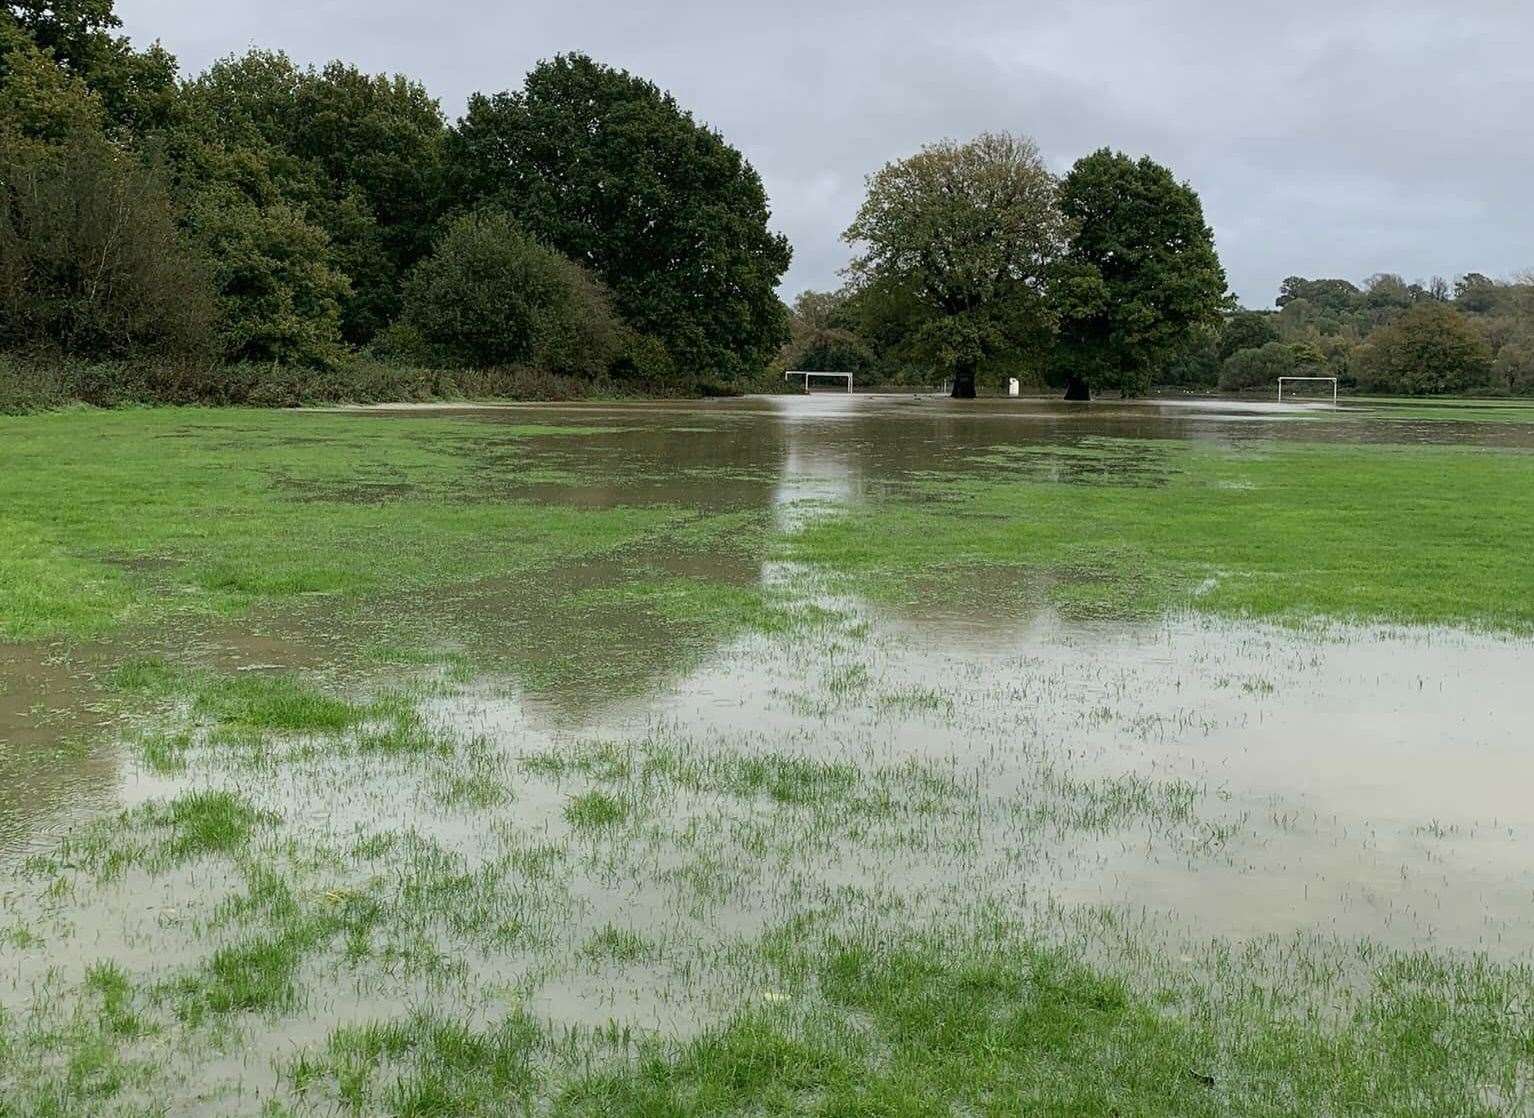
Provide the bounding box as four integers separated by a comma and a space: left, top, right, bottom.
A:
788, 440, 1534, 630
1353, 396, 1534, 423
564, 790, 630, 830
0, 409, 683, 641
551, 925, 1530, 1117
292, 1012, 542, 1115
158, 789, 267, 859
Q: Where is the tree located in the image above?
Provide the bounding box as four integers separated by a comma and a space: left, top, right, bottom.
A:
171, 51, 448, 343
288, 63, 447, 339
185, 186, 350, 366
843, 131, 1064, 398
1276, 277, 1361, 313
0, 133, 216, 358
1051, 149, 1229, 399
1353, 303, 1493, 395
398, 210, 623, 376
1218, 310, 1279, 361
446, 54, 791, 383
2, 0, 178, 135
1218, 342, 1300, 391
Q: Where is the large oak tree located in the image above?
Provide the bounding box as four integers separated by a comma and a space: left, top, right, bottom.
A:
1051, 149, 1228, 399
843, 131, 1064, 398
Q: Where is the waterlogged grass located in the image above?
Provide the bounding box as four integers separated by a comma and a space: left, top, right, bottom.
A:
0, 409, 684, 641
555, 924, 1532, 1117
6, 407, 1534, 1115
1355, 396, 1534, 424
788, 440, 1534, 630
571, 577, 840, 640
292, 1012, 542, 1115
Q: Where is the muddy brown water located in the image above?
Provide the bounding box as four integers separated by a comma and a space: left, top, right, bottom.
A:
4, 393, 1534, 959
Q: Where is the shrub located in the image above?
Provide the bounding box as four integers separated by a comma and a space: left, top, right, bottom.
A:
1353, 303, 1494, 395
399, 210, 623, 376
1218, 341, 1302, 391
0, 135, 218, 359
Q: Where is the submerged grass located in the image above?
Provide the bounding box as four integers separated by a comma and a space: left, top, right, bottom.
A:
6, 407, 1534, 1116
553, 922, 1531, 1117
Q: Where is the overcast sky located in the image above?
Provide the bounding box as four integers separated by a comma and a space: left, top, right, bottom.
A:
118, 0, 1533, 307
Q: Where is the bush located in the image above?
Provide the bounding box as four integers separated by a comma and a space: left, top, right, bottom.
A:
399, 210, 624, 376
184, 187, 351, 368
1218, 342, 1302, 391
0, 136, 218, 359
1353, 304, 1494, 395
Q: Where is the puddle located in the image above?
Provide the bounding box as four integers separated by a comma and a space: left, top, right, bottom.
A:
2, 394, 1532, 1110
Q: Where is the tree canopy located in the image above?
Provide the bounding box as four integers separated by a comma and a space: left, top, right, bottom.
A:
1354, 303, 1492, 395
1050, 149, 1229, 398
447, 53, 792, 384
843, 131, 1064, 397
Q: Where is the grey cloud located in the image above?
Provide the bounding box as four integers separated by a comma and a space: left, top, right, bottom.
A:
118, 0, 1534, 307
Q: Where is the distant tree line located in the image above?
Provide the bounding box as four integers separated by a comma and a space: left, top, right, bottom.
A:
0, 0, 791, 408
1166, 272, 1534, 396
787, 134, 1531, 399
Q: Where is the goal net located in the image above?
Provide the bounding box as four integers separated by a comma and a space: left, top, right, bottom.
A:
1277, 376, 1337, 404
785, 370, 853, 393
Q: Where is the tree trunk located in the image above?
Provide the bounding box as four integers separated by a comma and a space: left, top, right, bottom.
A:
951, 359, 977, 399
1062, 374, 1091, 401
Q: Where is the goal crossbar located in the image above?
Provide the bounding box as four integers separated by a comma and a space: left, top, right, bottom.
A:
1277, 376, 1337, 404
785, 370, 852, 393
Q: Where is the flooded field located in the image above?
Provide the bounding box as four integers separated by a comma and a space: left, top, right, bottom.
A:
3, 394, 1534, 1114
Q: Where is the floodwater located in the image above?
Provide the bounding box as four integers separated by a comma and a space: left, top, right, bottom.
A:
4, 393, 1534, 1107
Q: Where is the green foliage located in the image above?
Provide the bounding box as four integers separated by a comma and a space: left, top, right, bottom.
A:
170, 50, 446, 347
447, 53, 792, 382
400, 210, 624, 375
1354, 302, 1494, 395
844, 131, 1063, 396
1051, 149, 1230, 397
1491, 330, 1534, 395
1, 0, 178, 134
1218, 310, 1279, 361
0, 133, 218, 358
1218, 341, 1312, 390
0, 38, 103, 140
184, 186, 349, 366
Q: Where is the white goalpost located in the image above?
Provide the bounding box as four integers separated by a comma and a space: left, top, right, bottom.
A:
1277, 376, 1338, 404
785, 370, 853, 393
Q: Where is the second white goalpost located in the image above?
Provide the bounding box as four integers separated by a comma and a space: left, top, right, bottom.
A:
1277, 376, 1338, 404
785, 370, 853, 393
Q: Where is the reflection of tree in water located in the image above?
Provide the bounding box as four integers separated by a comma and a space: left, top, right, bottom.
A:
423, 397, 1245, 715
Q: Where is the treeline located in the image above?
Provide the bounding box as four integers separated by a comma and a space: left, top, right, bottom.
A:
1168, 273, 1534, 396
0, 1, 791, 410
786, 134, 1530, 399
